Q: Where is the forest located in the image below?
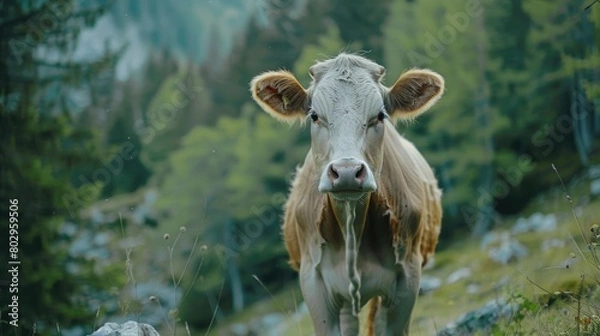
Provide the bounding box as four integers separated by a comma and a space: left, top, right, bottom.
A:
1, 0, 599, 335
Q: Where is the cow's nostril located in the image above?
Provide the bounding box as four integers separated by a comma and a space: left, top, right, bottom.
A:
329, 165, 339, 180
355, 164, 367, 183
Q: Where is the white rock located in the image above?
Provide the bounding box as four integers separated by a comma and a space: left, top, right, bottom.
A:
588, 165, 600, 179
541, 238, 565, 251
260, 313, 285, 329
590, 179, 600, 197
438, 298, 518, 335
480, 231, 499, 250
420, 275, 442, 294
230, 323, 248, 336
511, 212, 557, 234
447, 267, 471, 284
466, 284, 480, 294
89, 321, 159, 336
488, 233, 528, 264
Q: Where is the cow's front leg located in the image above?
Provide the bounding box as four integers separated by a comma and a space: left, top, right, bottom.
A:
340, 302, 359, 336
300, 269, 341, 336
384, 263, 421, 336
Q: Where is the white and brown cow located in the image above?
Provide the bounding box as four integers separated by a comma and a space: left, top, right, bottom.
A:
250, 53, 443, 336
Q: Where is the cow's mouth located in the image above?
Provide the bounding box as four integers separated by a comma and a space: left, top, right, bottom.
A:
328, 190, 372, 201
318, 157, 377, 196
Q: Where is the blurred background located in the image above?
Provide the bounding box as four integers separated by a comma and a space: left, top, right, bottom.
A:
1, 0, 599, 335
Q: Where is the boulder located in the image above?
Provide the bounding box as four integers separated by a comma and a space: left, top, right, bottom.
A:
480, 231, 500, 250
487, 233, 528, 264
437, 298, 518, 336
511, 212, 557, 234
89, 321, 159, 336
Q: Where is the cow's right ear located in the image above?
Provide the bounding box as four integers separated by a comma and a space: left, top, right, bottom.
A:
250, 71, 308, 123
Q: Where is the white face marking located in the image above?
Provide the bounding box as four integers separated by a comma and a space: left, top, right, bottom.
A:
308, 64, 387, 197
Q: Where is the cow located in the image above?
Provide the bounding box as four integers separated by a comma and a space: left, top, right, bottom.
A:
250, 53, 443, 336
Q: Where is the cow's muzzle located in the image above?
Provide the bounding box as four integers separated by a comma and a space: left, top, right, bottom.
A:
318, 157, 377, 197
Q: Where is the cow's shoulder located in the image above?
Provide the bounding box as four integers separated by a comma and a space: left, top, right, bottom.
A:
283, 150, 326, 269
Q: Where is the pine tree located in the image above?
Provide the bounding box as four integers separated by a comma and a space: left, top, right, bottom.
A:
156, 107, 304, 326
383, 0, 511, 235
0, 1, 125, 333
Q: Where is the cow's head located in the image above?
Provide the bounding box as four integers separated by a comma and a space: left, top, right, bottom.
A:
251, 54, 444, 201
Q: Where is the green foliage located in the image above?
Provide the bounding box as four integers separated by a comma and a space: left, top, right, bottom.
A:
102, 104, 151, 197
384, 0, 510, 230
328, 0, 393, 63
156, 106, 305, 326
139, 62, 208, 174
293, 23, 361, 86
158, 107, 303, 228
4, 0, 599, 333
491, 293, 540, 336
0, 106, 125, 334
382, 0, 599, 235
0, 1, 129, 334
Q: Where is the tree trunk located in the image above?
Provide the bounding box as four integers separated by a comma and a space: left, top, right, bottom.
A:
473, 7, 495, 237
594, 98, 600, 136
224, 217, 245, 312
437, 139, 457, 218
569, 2, 595, 166
570, 71, 593, 167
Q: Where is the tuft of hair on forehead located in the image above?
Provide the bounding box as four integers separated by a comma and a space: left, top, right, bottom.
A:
309, 53, 386, 84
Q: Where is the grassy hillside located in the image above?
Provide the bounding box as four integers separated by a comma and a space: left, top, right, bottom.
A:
412, 196, 600, 335
198, 177, 599, 336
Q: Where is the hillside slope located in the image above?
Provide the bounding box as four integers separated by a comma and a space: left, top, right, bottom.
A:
204, 175, 600, 336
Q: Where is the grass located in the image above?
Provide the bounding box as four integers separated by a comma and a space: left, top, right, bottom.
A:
203, 283, 305, 336
411, 168, 600, 336
265, 176, 600, 335
412, 202, 599, 335
108, 169, 599, 336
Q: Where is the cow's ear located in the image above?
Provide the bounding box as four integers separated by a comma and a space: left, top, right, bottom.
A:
250, 71, 308, 123
386, 69, 444, 120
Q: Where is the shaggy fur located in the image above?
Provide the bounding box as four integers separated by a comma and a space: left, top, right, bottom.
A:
250, 53, 443, 335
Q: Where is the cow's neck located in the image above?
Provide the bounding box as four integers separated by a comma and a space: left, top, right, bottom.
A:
327, 195, 370, 244
325, 194, 371, 316
319, 194, 372, 250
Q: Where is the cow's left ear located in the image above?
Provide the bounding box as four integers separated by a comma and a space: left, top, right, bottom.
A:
250, 71, 308, 123
386, 69, 444, 120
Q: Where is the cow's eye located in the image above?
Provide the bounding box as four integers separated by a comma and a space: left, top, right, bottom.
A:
368, 110, 388, 127
309, 110, 319, 122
